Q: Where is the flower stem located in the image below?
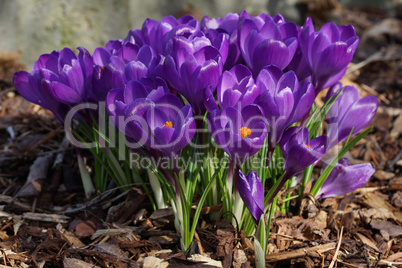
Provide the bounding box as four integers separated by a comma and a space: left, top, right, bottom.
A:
233, 164, 243, 227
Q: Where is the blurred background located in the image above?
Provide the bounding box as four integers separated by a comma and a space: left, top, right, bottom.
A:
1, 0, 401, 68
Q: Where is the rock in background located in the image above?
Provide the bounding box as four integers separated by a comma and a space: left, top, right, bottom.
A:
1, 0, 401, 68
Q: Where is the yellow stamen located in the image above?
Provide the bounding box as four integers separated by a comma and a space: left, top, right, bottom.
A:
240, 127, 251, 139
163, 121, 173, 128
305, 144, 311, 148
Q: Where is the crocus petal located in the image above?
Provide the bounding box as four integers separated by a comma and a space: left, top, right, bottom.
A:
164, 55, 182, 90
222, 106, 245, 138
317, 159, 375, 198
124, 80, 148, 103
155, 93, 183, 121
204, 86, 219, 111
171, 106, 196, 153
313, 43, 353, 88
61, 60, 85, 94
147, 107, 170, 133
35, 53, 58, 72
93, 47, 112, 66
136, 45, 154, 66
239, 19, 258, 67
197, 60, 220, 92
124, 61, 148, 81
237, 170, 264, 224
13, 71, 43, 106
117, 42, 140, 63
106, 88, 124, 117
43, 80, 82, 104
328, 96, 378, 147
58, 47, 77, 71
326, 85, 359, 124
252, 39, 289, 72
153, 126, 176, 152
288, 82, 315, 124
280, 127, 327, 178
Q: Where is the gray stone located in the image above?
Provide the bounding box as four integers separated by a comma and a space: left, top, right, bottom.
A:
1, 0, 400, 68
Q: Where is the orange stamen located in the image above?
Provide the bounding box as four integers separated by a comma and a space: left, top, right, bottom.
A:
240, 127, 251, 139
305, 144, 311, 148
163, 121, 173, 128
101, 65, 105, 70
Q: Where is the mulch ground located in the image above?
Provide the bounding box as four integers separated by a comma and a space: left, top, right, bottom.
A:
0, 3, 401, 268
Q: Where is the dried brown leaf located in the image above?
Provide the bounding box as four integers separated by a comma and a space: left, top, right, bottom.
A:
63, 257, 102, 268
358, 208, 397, 225
14, 154, 53, 198
371, 220, 402, 240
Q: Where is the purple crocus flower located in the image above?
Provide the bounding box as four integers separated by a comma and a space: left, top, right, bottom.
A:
13, 47, 93, 123
37, 47, 93, 105
126, 15, 200, 56
262, 126, 327, 205
208, 105, 267, 163
106, 79, 195, 156
106, 78, 169, 128
255, 66, 315, 151
316, 158, 375, 199
91, 42, 159, 102
145, 96, 196, 156
201, 13, 241, 69
211, 64, 260, 111
284, 18, 313, 82
238, 11, 298, 76
164, 34, 224, 114
300, 19, 359, 93
325, 83, 378, 148
13, 52, 70, 123
237, 170, 264, 224
280, 127, 327, 179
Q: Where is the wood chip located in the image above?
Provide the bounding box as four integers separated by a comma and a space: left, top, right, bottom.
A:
371, 220, 402, 240
361, 192, 394, 210
94, 242, 129, 260
149, 235, 180, 245
13, 154, 53, 198
56, 223, 85, 248
266, 242, 337, 263
149, 208, 174, 220
354, 233, 379, 251
373, 170, 395, 180
22, 212, 69, 223
143, 256, 168, 268
63, 258, 102, 268
91, 227, 140, 240
358, 208, 398, 224
386, 252, 402, 261
189, 254, 223, 267
390, 177, 402, 191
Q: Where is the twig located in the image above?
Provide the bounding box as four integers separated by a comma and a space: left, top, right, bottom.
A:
266, 242, 337, 263
360, 84, 390, 105
29, 128, 64, 152
337, 260, 361, 268
352, 186, 388, 194
58, 187, 129, 214
22, 212, 70, 223
328, 226, 344, 268
0, 147, 74, 161
346, 51, 402, 75
0, 194, 48, 213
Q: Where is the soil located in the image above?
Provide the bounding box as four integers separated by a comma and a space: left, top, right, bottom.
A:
0, 3, 401, 268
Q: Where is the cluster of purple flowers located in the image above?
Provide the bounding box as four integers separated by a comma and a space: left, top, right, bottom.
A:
14, 11, 378, 223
